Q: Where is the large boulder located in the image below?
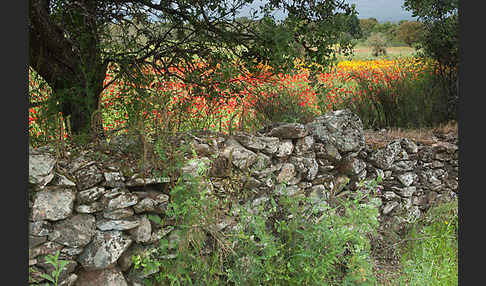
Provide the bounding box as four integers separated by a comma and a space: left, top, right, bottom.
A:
306, 109, 365, 154
75, 266, 128, 286
77, 230, 132, 270
32, 188, 75, 221
29, 150, 56, 187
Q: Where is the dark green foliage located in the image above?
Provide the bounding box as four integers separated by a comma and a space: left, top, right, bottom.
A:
397, 21, 425, 47
403, 0, 459, 119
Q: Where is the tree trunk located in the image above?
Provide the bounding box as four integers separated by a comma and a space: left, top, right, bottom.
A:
29, 0, 107, 135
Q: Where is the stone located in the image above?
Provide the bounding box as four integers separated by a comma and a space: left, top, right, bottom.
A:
382, 191, 400, 201
295, 136, 314, 155
369, 140, 403, 170
29, 221, 52, 236
77, 187, 106, 204
276, 163, 296, 184
133, 198, 158, 214
233, 132, 266, 151
96, 218, 140, 231
289, 156, 319, 181
29, 152, 56, 187
309, 185, 329, 211
77, 230, 132, 270
222, 138, 258, 170
49, 214, 96, 248
59, 273, 78, 286
382, 201, 399, 215
397, 172, 417, 187
339, 156, 366, 177
129, 216, 152, 243
276, 139, 294, 157
393, 186, 417, 198
106, 192, 139, 210
29, 241, 64, 259
181, 157, 211, 178
400, 138, 418, 153
390, 160, 417, 173
314, 142, 342, 163
306, 109, 365, 154
32, 189, 75, 221
126, 175, 170, 186
75, 164, 104, 190
268, 123, 308, 138
260, 136, 280, 154
75, 266, 128, 286
103, 207, 135, 219
29, 235, 47, 249
55, 174, 77, 187
76, 202, 104, 214
103, 172, 125, 188
275, 184, 300, 196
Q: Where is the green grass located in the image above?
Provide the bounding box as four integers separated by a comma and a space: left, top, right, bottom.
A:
397, 201, 458, 286
337, 45, 417, 61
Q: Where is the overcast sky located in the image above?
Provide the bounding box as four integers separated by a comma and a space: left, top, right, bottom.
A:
238, 0, 417, 23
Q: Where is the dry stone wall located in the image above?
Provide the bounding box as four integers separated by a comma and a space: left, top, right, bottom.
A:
28, 109, 458, 286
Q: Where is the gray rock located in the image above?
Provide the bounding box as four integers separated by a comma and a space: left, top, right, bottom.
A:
276, 139, 294, 157
106, 192, 139, 210
103, 172, 125, 188
75, 164, 104, 190
400, 138, 418, 153
369, 140, 403, 170
75, 266, 128, 286
129, 216, 152, 243
29, 152, 56, 187
397, 172, 417, 187
77, 230, 132, 270
382, 201, 400, 215
276, 163, 296, 184
77, 187, 106, 204
390, 160, 417, 172
275, 184, 300, 196
49, 214, 96, 248
54, 174, 77, 187
76, 202, 104, 214
260, 136, 280, 154
59, 273, 78, 286
96, 218, 140, 231
234, 132, 266, 151
126, 175, 170, 186
29, 235, 47, 249
268, 123, 308, 138
29, 241, 64, 259
295, 136, 314, 155
29, 221, 52, 236
133, 198, 158, 214
394, 186, 417, 197
309, 185, 329, 211
339, 156, 366, 177
32, 189, 75, 221
222, 138, 258, 170
314, 142, 342, 163
382, 191, 401, 201
103, 207, 135, 219
289, 156, 319, 181
306, 109, 364, 154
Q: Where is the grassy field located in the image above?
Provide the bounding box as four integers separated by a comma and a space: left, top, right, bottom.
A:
338, 45, 417, 61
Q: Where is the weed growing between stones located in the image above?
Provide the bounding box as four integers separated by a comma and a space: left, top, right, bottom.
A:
132, 161, 383, 285
32, 250, 69, 286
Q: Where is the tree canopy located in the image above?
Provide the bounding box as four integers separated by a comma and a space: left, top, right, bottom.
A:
29, 0, 358, 134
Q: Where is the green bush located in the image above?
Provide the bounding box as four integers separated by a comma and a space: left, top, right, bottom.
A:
133, 164, 382, 285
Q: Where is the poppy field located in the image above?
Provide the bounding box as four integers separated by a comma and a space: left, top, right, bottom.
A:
28, 56, 445, 144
